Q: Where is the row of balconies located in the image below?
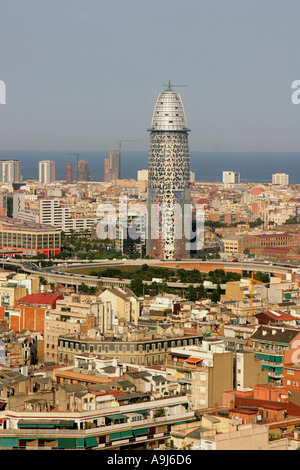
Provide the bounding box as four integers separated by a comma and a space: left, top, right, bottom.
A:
1, 410, 194, 439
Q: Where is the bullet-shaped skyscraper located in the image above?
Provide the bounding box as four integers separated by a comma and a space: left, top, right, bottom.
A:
147, 83, 191, 260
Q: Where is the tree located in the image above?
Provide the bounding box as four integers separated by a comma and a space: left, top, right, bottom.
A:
39, 276, 48, 286
78, 282, 91, 293
154, 408, 165, 418
210, 284, 222, 302
252, 271, 269, 283
249, 218, 263, 228
96, 281, 106, 295
187, 285, 197, 301
130, 278, 144, 297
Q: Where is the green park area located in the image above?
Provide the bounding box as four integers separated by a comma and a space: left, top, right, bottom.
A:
64, 264, 259, 302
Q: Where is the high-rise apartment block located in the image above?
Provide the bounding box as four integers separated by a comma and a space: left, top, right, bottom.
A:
272, 173, 289, 185
222, 171, 240, 184
39, 160, 55, 184
104, 148, 120, 182
66, 163, 72, 184
147, 83, 191, 260
0, 160, 20, 183
75, 160, 90, 182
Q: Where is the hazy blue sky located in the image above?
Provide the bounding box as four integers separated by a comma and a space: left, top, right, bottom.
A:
1, 0, 300, 152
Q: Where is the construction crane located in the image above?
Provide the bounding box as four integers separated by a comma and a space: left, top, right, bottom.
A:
249, 271, 265, 316
113, 140, 145, 179
115, 140, 145, 152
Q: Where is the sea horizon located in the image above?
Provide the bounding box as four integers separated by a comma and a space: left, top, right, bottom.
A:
0, 149, 299, 184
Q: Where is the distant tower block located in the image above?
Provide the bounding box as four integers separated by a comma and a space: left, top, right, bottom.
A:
272, 173, 289, 185
66, 163, 72, 184
104, 148, 120, 182
147, 82, 191, 260
77, 160, 91, 182
222, 171, 240, 184
39, 160, 55, 184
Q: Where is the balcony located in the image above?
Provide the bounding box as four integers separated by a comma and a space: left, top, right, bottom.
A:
0, 410, 195, 449
268, 371, 283, 379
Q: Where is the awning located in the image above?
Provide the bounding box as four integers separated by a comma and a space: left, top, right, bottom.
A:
1, 437, 19, 448
37, 423, 56, 429
105, 413, 128, 420
18, 422, 39, 429
110, 431, 133, 441
120, 430, 133, 439
110, 432, 122, 441
133, 428, 149, 436
57, 438, 77, 449
76, 438, 85, 448
85, 436, 98, 448
135, 409, 148, 415
18, 419, 75, 429
184, 357, 203, 365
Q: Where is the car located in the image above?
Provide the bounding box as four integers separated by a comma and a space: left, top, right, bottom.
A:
118, 278, 123, 281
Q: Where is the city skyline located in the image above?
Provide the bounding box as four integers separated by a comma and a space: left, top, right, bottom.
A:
1, 0, 300, 153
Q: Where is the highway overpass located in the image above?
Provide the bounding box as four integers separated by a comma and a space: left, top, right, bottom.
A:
0, 258, 296, 291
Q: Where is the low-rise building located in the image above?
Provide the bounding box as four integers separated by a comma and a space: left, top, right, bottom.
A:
0, 394, 194, 450
57, 330, 203, 367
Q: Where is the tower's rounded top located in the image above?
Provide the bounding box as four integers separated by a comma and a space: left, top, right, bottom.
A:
150, 88, 189, 131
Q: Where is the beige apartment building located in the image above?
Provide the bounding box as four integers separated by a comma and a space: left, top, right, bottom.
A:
222, 235, 243, 255
57, 331, 203, 367
0, 273, 39, 307
44, 294, 102, 363
170, 420, 287, 450
99, 287, 140, 325
166, 340, 234, 409
235, 351, 268, 391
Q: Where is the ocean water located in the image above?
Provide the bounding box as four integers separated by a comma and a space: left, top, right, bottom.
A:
0, 150, 299, 184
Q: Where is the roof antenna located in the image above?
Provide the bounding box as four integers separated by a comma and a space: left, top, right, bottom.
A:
162, 81, 188, 90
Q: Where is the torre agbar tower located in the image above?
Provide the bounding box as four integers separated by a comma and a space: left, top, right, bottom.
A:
147, 83, 191, 260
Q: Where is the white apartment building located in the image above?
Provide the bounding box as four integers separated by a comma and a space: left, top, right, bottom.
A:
272, 173, 289, 185
39, 160, 55, 184
222, 171, 240, 184
137, 169, 148, 182
39, 198, 98, 233
190, 171, 195, 183
0, 160, 20, 183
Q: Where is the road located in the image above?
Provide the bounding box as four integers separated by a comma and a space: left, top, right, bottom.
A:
0, 257, 296, 291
